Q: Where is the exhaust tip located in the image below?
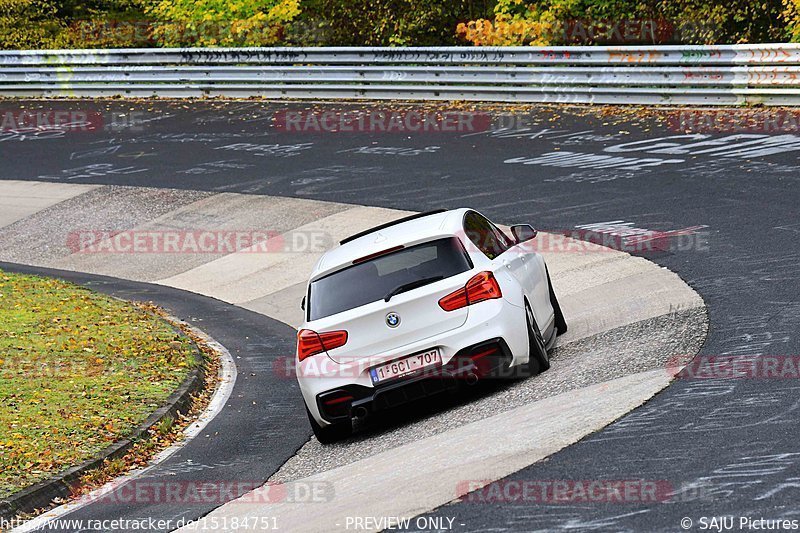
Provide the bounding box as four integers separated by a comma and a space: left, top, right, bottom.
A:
465, 373, 479, 386
353, 406, 369, 420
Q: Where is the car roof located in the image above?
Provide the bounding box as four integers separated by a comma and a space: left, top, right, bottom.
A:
311, 208, 471, 280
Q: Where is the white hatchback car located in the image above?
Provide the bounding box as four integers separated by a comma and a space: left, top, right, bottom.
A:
296, 209, 567, 443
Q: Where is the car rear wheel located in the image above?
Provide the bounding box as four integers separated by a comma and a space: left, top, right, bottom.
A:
546, 267, 568, 336
306, 406, 352, 444
525, 302, 550, 375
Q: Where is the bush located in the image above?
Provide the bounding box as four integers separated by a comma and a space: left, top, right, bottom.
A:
54, 18, 156, 48
457, 0, 793, 46
0, 0, 152, 50
0, 0, 797, 49
146, 0, 301, 46
659, 0, 791, 44
295, 0, 494, 46
0, 0, 62, 49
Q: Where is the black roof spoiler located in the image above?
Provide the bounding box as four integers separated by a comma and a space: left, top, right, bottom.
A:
339, 209, 448, 245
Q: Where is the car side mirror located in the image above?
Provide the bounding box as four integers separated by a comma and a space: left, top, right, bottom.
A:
301, 296, 306, 311
511, 224, 538, 243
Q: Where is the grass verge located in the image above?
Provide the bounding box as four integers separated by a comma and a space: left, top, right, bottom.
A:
0, 269, 198, 499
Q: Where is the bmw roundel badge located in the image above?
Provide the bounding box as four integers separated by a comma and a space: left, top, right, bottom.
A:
386, 312, 401, 328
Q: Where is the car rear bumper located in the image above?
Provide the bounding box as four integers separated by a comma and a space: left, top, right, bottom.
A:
317, 338, 514, 424
298, 298, 529, 427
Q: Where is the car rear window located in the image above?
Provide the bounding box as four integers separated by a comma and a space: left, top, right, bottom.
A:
308, 237, 472, 320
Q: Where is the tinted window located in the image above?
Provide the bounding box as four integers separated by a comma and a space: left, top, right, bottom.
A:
463, 211, 510, 259
309, 237, 472, 320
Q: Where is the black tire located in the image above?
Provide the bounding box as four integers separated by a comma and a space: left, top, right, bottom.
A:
306, 406, 352, 444
525, 302, 550, 374
546, 267, 568, 336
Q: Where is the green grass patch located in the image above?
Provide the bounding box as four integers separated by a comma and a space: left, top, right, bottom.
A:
0, 269, 197, 499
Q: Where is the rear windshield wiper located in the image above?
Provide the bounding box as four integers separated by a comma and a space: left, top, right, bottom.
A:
384, 276, 444, 302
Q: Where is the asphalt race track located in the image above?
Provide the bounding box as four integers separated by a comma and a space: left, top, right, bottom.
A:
2, 100, 800, 531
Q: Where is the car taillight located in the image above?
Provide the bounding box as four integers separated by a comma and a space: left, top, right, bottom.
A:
297, 329, 348, 362
438, 271, 502, 312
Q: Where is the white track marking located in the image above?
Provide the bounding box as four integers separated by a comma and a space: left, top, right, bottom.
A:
157, 205, 411, 304
177, 370, 673, 533
0, 180, 99, 229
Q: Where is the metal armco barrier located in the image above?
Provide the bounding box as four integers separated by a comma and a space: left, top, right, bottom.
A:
2, 44, 800, 105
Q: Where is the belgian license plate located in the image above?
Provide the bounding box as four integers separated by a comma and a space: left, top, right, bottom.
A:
370, 349, 441, 385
